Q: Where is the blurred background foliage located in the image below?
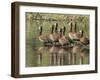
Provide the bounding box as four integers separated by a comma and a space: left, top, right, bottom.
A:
26, 12, 89, 38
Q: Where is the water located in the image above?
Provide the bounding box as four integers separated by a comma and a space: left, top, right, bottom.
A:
26, 43, 89, 67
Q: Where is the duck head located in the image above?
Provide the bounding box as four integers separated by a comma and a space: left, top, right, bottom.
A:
39, 26, 43, 35
80, 30, 84, 37
55, 23, 58, 33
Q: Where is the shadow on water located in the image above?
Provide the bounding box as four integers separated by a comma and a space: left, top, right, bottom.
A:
26, 43, 89, 67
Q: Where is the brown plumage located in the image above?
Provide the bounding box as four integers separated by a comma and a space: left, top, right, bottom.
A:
59, 27, 69, 46
38, 26, 49, 43
79, 30, 89, 45
68, 22, 80, 41
49, 24, 60, 45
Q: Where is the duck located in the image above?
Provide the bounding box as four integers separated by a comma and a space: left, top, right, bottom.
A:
73, 22, 80, 40
68, 22, 73, 40
68, 22, 75, 46
54, 23, 60, 43
38, 26, 49, 45
59, 27, 69, 47
68, 22, 80, 45
79, 30, 89, 45
49, 24, 60, 45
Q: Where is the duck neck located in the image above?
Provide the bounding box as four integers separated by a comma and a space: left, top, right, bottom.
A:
74, 23, 77, 32
55, 23, 58, 33
63, 31, 65, 36
81, 31, 84, 37
63, 26, 66, 36
39, 26, 42, 35
70, 22, 73, 32
51, 25, 54, 34
60, 29, 63, 37
39, 30, 42, 35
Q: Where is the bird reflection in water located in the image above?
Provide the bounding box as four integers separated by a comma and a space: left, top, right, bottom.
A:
37, 47, 49, 66
36, 44, 89, 66
49, 46, 59, 66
